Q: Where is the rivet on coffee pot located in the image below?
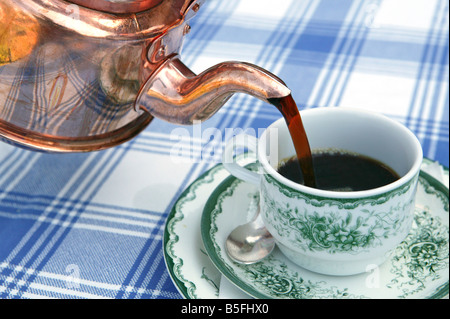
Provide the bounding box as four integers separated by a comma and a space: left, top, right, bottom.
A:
192, 3, 200, 12
183, 25, 191, 35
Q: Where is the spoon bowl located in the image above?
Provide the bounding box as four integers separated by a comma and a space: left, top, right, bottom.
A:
225, 207, 275, 264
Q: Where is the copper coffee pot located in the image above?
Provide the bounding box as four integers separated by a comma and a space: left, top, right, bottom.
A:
0, 0, 290, 152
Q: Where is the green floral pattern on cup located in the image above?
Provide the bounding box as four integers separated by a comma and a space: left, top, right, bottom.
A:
263, 173, 416, 209
261, 173, 418, 255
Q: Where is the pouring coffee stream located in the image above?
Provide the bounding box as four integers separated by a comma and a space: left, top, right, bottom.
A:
268, 95, 316, 188
225, 95, 316, 264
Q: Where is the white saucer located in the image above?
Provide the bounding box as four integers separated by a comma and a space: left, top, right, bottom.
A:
164, 157, 449, 299
163, 155, 256, 298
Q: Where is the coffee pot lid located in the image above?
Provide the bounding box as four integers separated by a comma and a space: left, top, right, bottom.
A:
67, 0, 164, 13
17, 0, 195, 39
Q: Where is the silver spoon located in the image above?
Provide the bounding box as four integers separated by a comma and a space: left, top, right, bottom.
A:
225, 205, 275, 264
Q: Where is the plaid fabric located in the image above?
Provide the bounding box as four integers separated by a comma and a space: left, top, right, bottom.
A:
0, 0, 448, 299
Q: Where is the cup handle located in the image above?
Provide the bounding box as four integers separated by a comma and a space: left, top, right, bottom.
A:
222, 134, 260, 186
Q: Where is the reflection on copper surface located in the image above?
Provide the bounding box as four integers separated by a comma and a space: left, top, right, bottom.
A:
0, 113, 153, 152
136, 55, 291, 125
0, 0, 158, 151
0, 0, 203, 152
67, 0, 164, 14
17, 0, 193, 39
0, 0, 293, 154
99, 45, 142, 104
0, 0, 39, 66
49, 74, 69, 114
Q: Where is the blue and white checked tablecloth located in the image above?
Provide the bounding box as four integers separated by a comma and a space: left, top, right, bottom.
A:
0, 0, 448, 299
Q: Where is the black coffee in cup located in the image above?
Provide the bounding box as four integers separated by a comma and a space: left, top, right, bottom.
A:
277, 150, 400, 191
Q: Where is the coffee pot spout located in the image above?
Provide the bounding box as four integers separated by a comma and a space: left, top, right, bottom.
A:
135, 55, 291, 125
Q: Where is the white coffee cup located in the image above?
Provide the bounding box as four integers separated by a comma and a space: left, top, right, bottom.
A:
222, 107, 423, 276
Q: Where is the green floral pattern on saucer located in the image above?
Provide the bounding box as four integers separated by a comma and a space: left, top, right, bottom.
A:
201, 167, 449, 299
241, 255, 363, 298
